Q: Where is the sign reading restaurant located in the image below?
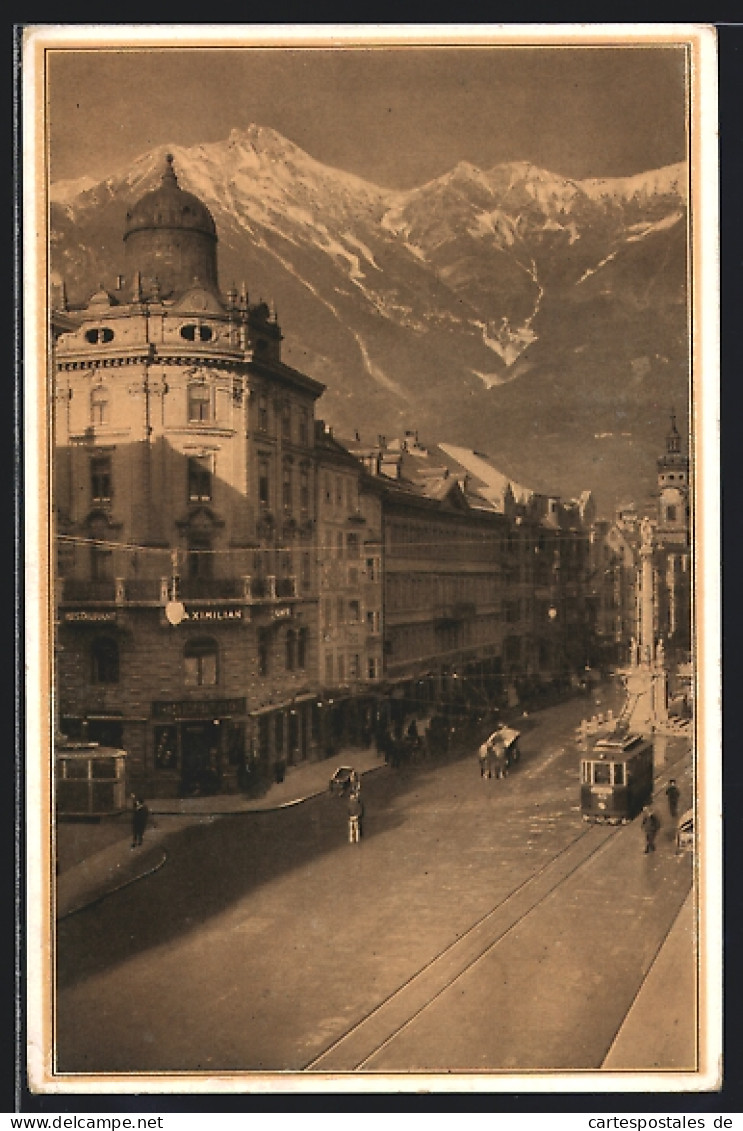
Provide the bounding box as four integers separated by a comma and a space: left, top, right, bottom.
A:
63, 610, 118, 623
152, 697, 247, 720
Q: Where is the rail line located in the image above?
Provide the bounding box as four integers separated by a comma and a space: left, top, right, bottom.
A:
304, 748, 691, 1073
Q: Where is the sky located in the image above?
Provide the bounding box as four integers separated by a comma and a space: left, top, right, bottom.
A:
44, 34, 689, 189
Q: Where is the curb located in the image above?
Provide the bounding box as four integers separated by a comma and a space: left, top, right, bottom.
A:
58, 848, 168, 921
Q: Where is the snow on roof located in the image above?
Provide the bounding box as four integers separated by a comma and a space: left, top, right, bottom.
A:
437, 443, 533, 505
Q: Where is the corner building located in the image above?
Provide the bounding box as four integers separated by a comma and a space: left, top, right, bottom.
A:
54, 156, 326, 796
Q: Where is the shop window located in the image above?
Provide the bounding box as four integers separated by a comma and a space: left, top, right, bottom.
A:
90, 386, 109, 426
154, 725, 178, 771
184, 637, 218, 687
188, 384, 212, 423
90, 455, 112, 502
91, 636, 119, 683
187, 455, 213, 502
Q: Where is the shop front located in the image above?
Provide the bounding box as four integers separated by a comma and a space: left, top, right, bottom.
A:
150, 697, 247, 796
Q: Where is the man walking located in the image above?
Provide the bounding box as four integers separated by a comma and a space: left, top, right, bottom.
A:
348, 789, 364, 844
665, 778, 681, 820
641, 806, 660, 853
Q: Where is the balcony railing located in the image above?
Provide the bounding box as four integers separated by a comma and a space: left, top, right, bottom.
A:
60, 573, 298, 606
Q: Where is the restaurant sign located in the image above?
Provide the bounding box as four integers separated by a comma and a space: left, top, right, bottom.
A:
152, 697, 247, 720
62, 610, 118, 623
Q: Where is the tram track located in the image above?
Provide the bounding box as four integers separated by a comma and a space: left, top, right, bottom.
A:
305, 744, 693, 1073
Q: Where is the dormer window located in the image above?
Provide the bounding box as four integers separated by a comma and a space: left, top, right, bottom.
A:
180, 324, 213, 342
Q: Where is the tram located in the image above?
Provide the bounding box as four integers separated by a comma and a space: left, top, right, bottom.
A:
580, 731, 653, 823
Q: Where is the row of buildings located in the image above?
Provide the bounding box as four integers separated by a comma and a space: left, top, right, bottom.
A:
51, 156, 691, 797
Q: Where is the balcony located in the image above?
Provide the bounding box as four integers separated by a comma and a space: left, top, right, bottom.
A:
178, 577, 245, 601
61, 579, 117, 603
60, 572, 298, 608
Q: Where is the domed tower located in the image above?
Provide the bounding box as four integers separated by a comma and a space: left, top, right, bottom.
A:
123, 153, 218, 299
656, 410, 690, 546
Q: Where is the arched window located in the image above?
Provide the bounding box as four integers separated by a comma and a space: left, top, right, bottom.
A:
285, 628, 296, 671
90, 385, 109, 426
91, 636, 119, 683
184, 637, 218, 687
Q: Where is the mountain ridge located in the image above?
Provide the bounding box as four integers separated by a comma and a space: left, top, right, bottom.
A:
49, 126, 689, 518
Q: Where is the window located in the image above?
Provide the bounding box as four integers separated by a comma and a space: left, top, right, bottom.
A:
300, 552, 311, 592
91, 456, 112, 502
180, 323, 213, 342
188, 455, 212, 502
348, 600, 360, 623
323, 598, 332, 628
336, 532, 344, 559
593, 762, 611, 785
297, 627, 308, 669
184, 637, 218, 687
299, 466, 310, 517
188, 384, 211, 423
154, 725, 178, 771
346, 533, 359, 558
282, 463, 293, 514
336, 596, 345, 624
366, 557, 379, 582
366, 609, 380, 633
85, 327, 114, 344
281, 402, 291, 441
337, 654, 345, 682
258, 393, 269, 432
258, 629, 271, 676
298, 407, 309, 445
325, 653, 334, 682
258, 457, 270, 510
666, 504, 678, 523
613, 764, 625, 786
91, 636, 119, 683
90, 541, 113, 581
187, 531, 212, 579
90, 386, 109, 426
335, 477, 343, 506
349, 654, 359, 679
348, 566, 359, 586
368, 657, 380, 680
285, 628, 296, 671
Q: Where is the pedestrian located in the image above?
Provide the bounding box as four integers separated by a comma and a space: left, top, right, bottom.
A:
641, 806, 660, 853
131, 794, 149, 849
665, 779, 681, 820
348, 789, 364, 844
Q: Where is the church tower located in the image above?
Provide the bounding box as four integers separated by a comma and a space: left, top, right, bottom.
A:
656, 410, 690, 547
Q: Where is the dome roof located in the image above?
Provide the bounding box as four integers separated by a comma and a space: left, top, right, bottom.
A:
124, 154, 216, 241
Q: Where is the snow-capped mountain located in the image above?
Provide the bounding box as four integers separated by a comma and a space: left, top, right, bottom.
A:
49, 125, 689, 515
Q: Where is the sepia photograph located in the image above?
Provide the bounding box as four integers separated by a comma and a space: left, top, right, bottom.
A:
22, 24, 720, 1096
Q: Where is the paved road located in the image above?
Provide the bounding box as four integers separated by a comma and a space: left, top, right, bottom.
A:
55, 686, 693, 1075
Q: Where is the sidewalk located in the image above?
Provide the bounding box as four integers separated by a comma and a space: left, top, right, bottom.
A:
602, 889, 698, 1071
56, 746, 385, 919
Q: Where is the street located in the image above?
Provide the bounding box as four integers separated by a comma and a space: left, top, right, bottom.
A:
55, 686, 694, 1075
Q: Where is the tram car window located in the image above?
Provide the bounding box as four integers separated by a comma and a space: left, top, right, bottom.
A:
580, 732, 653, 824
